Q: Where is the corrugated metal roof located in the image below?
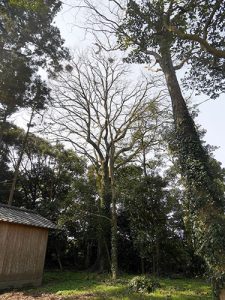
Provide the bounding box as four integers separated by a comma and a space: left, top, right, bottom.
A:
0, 204, 57, 229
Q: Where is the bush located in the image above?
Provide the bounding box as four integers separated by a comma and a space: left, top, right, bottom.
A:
128, 275, 161, 293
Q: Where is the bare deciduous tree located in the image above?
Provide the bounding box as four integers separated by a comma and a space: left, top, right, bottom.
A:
47, 51, 166, 278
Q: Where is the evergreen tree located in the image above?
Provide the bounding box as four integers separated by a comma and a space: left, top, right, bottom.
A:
0, 0, 69, 147
115, 1, 225, 296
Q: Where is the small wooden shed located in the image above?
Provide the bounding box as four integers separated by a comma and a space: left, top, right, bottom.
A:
0, 204, 56, 289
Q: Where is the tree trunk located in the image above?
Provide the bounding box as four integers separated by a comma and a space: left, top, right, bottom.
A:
8, 109, 35, 205
155, 238, 159, 276
95, 227, 110, 273
111, 196, 118, 279
95, 155, 118, 278
152, 252, 156, 275
55, 245, 63, 271
94, 161, 111, 272
110, 159, 118, 280
160, 43, 200, 144
85, 242, 91, 269
141, 257, 145, 274
159, 42, 220, 196
159, 41, 225, 299
0, 110, 9, 164
0, 109, 9, 148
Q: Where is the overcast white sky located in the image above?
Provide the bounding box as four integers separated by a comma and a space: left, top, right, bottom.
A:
54, 1, 225, 167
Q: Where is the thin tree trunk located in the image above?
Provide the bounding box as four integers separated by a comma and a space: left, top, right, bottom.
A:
152, 252, 156, 274
141, 257, 145, 274
155, 238, 159, 276
85, 242, 91, 269
0, 110, 8, 151
55, 245, 63, 271
8, 109, 35, 206
142, 137, 147, 177
109, 148, 118, 280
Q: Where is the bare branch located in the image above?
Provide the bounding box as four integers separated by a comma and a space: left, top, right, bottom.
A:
47, 50, 166, 179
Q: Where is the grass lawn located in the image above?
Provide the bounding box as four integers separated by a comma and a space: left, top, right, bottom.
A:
24, 271, 213, 300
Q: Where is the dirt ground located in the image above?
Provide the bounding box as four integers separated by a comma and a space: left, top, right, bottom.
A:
0, 293, 95, 300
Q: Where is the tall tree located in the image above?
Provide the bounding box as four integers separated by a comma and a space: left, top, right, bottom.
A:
48, 51, 165, 277
7, 79, 50, 205
0, 0, 69, 149
0, 0, 69, 206
114, 1, 225, 297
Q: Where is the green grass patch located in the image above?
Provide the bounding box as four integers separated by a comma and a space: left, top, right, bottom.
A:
26, 271, 212, 299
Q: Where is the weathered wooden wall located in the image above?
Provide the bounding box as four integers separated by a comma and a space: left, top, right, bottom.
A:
220, 289, 225, 300
0, 221, 48, 289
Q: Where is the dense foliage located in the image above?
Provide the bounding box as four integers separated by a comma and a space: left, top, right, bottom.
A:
0, 0, 68, 113
128, 275, 161, 293
0, 0, 69, 166
0, 124, 205, 276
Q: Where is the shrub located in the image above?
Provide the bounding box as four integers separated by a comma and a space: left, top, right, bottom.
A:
128, 275, 161, 293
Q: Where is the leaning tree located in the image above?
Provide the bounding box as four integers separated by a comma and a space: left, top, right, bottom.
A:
115, 2, 225, 297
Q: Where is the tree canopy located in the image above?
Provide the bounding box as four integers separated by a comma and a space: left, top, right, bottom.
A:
0, 0, 69, 120
116, 0, 225, 98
